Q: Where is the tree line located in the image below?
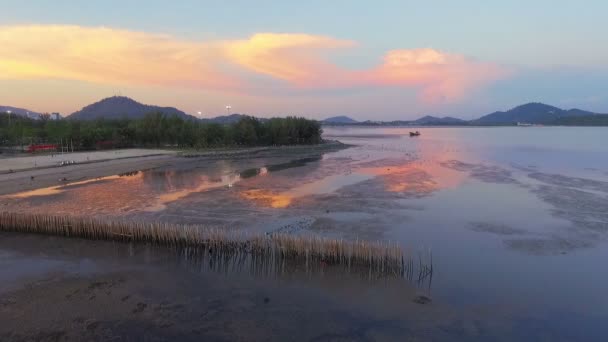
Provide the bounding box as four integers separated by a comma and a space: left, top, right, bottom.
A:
0, 112, 323, 150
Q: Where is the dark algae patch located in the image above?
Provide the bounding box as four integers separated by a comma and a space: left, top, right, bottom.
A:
469, 222, 527, 236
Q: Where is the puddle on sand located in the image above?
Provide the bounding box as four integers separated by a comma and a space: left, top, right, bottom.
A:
0, 234, 547, 342
0, 157, 325, 215
241, 173, 372, 208
2, 225, 605, 341
4, 173, 140, 198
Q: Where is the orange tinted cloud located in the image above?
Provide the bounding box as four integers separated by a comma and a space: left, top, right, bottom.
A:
0, 25, 239, 90
0, 25, 507, 103
225, 33, 355, 86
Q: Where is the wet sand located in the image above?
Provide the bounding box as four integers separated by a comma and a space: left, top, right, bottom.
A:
0, 234, 449, 342
0, 154, 177, 197
0, 143, 346, 196
3, 232, 603, 341
0, 149, 177, 173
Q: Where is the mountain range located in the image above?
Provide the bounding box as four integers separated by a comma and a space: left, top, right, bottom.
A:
471, 103, 597, 125
68, 97, 256, 124
69, 96, 197, 121
0, 106, 44, 120
411, 115, 468, 125
2, 97, 606, 126
322, 116, 359, 124
322, 103, 605, 126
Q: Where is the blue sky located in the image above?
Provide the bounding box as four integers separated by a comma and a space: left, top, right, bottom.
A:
1, 0, 607, 118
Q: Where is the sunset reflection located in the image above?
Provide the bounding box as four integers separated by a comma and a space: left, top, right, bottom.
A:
5, 174, 135, 199
359, 131, 470, 193
2, 131, 473, 214
359, 161, 464, 194
1, 170, 243, 215
241, 189, 293, 208
144, 173, 241, 212
239, 130, 472, 208
240, 173, 371, 208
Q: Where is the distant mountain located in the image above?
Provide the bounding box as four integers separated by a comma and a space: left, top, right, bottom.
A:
318, 102, 604, 126
0, 105, 44, 119
323, 116, 358, 124
552, 114, 608, 126
69, 96, 197, 121
412, 115, 467, 125
203, 114, 250, 124
473, 102, 596, 125
8, 98, 606, 126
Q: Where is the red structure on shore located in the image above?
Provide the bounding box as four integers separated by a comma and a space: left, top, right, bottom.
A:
26, 144, 58, 153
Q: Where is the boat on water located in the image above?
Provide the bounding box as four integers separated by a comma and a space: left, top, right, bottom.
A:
409, 131, 421, 137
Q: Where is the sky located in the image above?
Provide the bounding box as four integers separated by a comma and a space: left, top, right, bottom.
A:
1, 0, 607, 119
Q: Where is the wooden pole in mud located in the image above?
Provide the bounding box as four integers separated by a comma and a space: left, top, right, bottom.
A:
0, 212, 415, 277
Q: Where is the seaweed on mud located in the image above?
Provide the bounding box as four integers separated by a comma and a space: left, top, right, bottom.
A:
503, 237, 594, 256
339, 170, 438, 199
295, 193, 410, 215
440, 160, 475, 172
309, 216, 393, 241
528, 172, 608, 194
353, 157, 417, 169
469, 222, 527, 236
441, 160, 518, 184
533, 185, 608, 231
502, 182, 608, 255
289, 169, 436, 216
270, 217, 315, 235
509, 163, 538, 173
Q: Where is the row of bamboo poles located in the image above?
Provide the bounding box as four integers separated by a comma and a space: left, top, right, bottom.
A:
0, 212, 410, 276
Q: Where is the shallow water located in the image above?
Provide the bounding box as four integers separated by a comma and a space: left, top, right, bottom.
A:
2, 126, 608, 340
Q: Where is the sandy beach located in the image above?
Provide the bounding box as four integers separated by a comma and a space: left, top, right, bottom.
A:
0, 149, 177, 173
0, 154, 178, 197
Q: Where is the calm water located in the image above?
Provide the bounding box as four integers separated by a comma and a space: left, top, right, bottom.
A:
2, 126, 608, 340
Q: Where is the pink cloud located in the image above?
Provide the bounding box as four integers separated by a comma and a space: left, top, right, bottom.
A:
0, 25, 509, 104
368, 49, 509, 102
225, 37, 509, 102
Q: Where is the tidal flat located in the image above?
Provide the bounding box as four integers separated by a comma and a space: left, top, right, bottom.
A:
1, 127, 608, 341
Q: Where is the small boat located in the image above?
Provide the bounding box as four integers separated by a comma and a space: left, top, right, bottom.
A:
409, 131, 421, 137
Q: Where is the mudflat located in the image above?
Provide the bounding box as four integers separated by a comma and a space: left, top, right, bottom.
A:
2, 127, 608, 341
0, 143, 345, 196
0, 234, 445, 342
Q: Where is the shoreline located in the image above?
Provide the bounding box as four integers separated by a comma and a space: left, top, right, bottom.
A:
0, 148, 178, 174
0, 142, 348, 197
